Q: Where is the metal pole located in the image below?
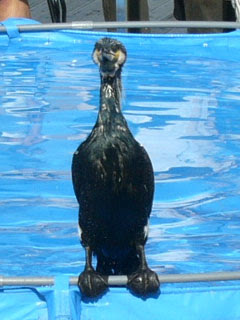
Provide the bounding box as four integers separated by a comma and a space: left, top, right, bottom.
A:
1, 271, 240, 287
1, 21, 240, 33
109, 271, 240, 285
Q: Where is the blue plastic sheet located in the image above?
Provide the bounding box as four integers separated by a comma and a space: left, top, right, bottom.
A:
1, 18, 240, 319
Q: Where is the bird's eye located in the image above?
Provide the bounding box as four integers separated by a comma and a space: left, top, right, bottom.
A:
111, 46, 119, 53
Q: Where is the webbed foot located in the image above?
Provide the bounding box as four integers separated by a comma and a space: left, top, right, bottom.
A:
78, 269, 108, 298
127, 268, 160, 296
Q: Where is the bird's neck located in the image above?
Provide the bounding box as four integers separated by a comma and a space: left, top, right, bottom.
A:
93, 71, 130, 137
99, 74, 122, 117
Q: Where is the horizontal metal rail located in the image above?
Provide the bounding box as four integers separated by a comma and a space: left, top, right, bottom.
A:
1, 21, 240, 33
1, 271, 240, 287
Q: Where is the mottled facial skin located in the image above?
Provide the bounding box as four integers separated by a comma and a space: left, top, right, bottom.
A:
92, 37, 127, 78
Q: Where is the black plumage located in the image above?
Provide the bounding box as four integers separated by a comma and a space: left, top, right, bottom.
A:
72, 38, 159, 297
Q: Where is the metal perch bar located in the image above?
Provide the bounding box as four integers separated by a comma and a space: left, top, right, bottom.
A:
1, 21, 240, 33
1, 271, 240, 287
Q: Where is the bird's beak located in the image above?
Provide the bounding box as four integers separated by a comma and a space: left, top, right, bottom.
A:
93, 49, 118, 64
102, 50, 116, 62
93, 49, 126, 78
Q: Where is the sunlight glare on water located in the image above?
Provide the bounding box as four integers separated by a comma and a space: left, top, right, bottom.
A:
0, 36, 240, 277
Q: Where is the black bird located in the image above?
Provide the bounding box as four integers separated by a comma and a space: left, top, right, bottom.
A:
72, 37, 160, 298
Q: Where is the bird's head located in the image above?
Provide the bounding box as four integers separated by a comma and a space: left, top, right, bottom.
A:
92, 38, 127, 78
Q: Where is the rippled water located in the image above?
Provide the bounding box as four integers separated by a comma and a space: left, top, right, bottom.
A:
1, 32, 240, 277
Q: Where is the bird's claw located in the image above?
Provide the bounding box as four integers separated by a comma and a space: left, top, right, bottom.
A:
78, 269, 108, 298
127, 268, 160, 296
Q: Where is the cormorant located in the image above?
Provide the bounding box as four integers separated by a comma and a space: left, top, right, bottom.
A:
72, 37, 160, 297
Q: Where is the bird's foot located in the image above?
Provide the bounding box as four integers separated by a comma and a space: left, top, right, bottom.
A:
78, 269, 108, 298
127, 267, 160, 296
